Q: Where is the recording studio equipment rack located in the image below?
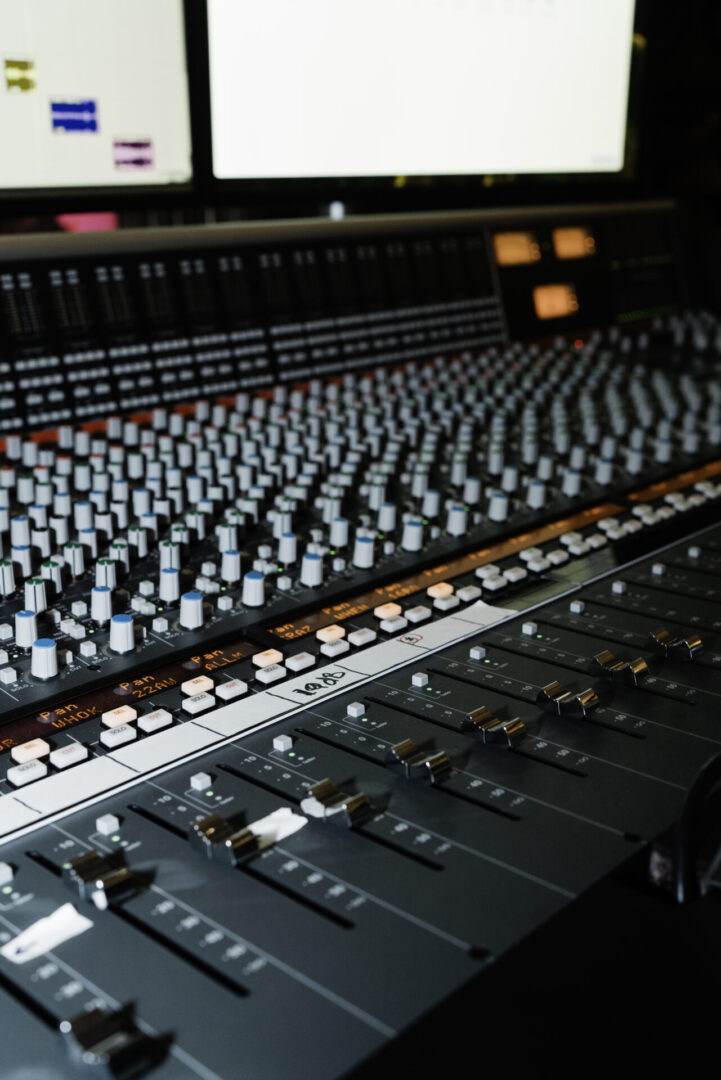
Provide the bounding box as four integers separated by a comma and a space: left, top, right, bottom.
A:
2, 202, 720, 1079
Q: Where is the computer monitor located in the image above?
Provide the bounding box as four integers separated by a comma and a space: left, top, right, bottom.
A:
207, 0, 637, 187
0, 0, 193, 200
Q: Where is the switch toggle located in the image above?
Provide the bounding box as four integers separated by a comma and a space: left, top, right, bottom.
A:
462, 706, 526, 747
537, 681, 599, 717
300, 778, 372, 828
386, 738, 451, 784
592, 650, 649, 685
648, 627, 703, 662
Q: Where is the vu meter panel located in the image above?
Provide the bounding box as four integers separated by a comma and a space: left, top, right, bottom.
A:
552, 227, 597, 260
493, 232, 541, 266
208, 0, 636, 178
0, 0, 192, 191
533, 283, 579, 319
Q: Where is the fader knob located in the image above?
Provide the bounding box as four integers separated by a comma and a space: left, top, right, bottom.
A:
24, 578, 47, 613
221, 550, 242, 584
446, 505, 467, 537
109, 613, 135, 654
300, 552, 323, 587
277, 533, 297, 565
401, 520, 423, 552
64, 543, 85, 577
352, 535, 375, 569
487, 492, 509, 523
0, 559, 15, 595
31, 638, 58, 679
526, 480, 546, 510
180, 591, 205, 629
242, 571, 265, 607
562, 470, 582, 498
91, 585, 112, 624
15, 610, 38, 649
159, 567, 180, 603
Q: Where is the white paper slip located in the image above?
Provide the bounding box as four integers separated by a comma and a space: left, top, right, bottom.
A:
454, 600, 518, 627
1, 903, 93, 964
267, 664, 364, 705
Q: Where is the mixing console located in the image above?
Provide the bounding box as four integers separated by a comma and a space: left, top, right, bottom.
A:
2, 203, 721, 1078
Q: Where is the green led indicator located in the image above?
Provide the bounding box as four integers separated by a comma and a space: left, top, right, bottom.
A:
361, 717, 368, 722
206, 791, 213, 797
330, 549, 336, 556
2, 886, 12, 894
88, 629, 94, 634
289, 752, 296, 757
222, 586, 227, 591
484, 658, 491, 664
111, 834, 120, 843
537, 634, 543, 639
377, 533, 384, 539
423, 519, 429, 525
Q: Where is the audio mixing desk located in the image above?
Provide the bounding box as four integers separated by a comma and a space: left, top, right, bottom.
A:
1, 203, 720, 1078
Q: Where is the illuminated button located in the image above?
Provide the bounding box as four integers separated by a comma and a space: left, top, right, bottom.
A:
503, 566, 527, 584
456, 585, 481, 602
519, 548, 543, 564
190, 772, 212, 792
49, 743, 89, 769
285, 652, 315, 673
560, 532, 583, 548
547, 549, 569, 566
374, 602, 402, 620
482, 576, 506, 592
526, 557, 551, 573
380, 615, 408, 633
100, 723, 136, 749
182, 692, 215, 715
273, 734, 293, 752
181, 675, 214, 696
11, 738, 50, 764
567, 541, 590, 556
96, 813, 120, 837
138, 709, 173, 733
432, 592, 460, 612
256, 664, 286, 685
320, 639, 350, 658
348, 627, 377, 646
405, 605, 432, 624
253, 649, 284, 668
0, 667, 17, 684
7, 759, 47, 787
426, 582, 453, 600
475, 564, 500, 580
316, 625, 345, 644
586, 534, 607, 550
216, 679, 248, 701
102, 705, 138, 728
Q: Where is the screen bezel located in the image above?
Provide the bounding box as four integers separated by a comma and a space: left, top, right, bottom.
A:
0, 0, 199, 214
198, 0, 649, 214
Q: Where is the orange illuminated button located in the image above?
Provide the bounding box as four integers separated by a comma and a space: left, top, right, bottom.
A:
373, 602, 402, 620
252, 649, 284, 669
11, 738, 50, 764
181, 674, 215, 695
426, 582, 454, 600
316, 625, 346, 643
102, 705, 138, 728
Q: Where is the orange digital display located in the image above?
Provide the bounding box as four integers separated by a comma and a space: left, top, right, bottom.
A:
493, 232, 541, 266
533, 283, 579, 321
552, 227, 596, 260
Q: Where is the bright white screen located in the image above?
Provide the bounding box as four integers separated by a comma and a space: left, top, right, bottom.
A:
0, 0, 192, 190
209, 0, 635, 179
